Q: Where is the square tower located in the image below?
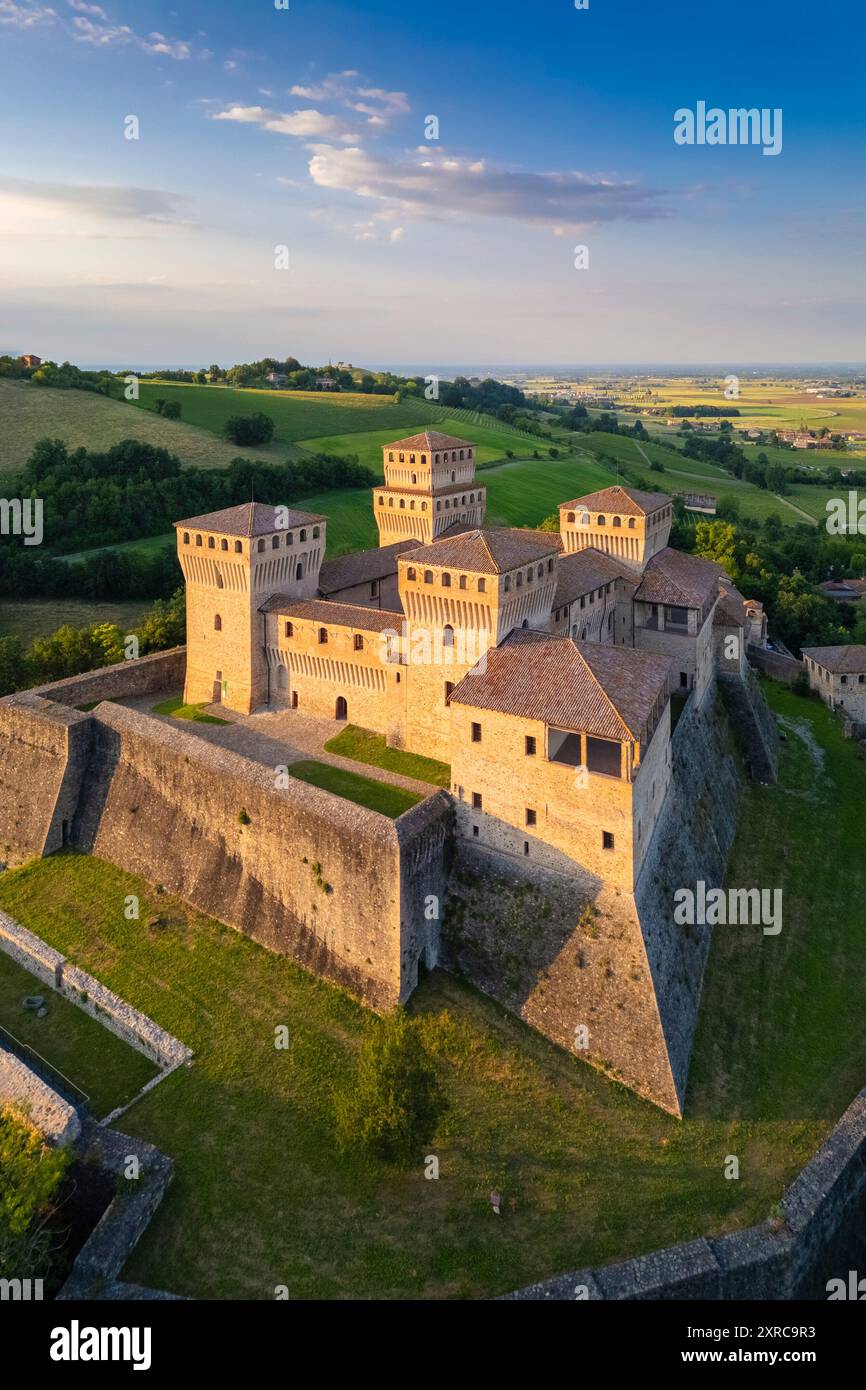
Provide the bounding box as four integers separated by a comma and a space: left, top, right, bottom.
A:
374, 431, 485, 546
559, 486, 672, 573
175, 502, 326, 715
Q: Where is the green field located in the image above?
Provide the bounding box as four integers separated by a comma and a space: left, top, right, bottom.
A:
0, 950, 158, 1117
0, 685, 861, 1302
0, 597, 153, 641
289, 759, 422, 817
133, 381, 448, 452
297, 415, 544, 472
0, 378, 280, 475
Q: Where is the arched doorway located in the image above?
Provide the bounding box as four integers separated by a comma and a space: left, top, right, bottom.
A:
335, 696, 348, 721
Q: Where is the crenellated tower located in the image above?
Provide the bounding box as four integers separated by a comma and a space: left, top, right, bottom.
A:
175, 502, 326, 715
373, 431, 486, 546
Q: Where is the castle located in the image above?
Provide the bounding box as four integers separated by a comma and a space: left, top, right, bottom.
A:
0, 430, 776, 1117
175, 430, 767, 902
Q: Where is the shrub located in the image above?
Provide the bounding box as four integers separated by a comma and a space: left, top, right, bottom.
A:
223, 412, 275, 446
334, 1011, 445, 1164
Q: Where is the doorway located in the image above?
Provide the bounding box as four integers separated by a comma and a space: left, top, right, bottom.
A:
335, 696, 348, 721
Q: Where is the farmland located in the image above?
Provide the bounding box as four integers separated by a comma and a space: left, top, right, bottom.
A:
0, 597, 153, 641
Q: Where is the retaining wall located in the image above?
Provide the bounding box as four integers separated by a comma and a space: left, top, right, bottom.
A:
31, 647, 186, 708
0, 1047, 81, 1145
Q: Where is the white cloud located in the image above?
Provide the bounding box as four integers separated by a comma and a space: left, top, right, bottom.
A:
0, 1, 57, 27
213, 104, 356, 142
307, 145, 668, 231
289, 73, 409, 127
67, 0, 106, 15
0, 175, 190, 236
65, 4, 192, 58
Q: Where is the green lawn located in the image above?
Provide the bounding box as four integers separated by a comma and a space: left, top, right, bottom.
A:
0, 949, 158, 1117
324, 725, 451, 788
152, 696, 229, 725
288, 759, 423, 817
299, 415, 550, 472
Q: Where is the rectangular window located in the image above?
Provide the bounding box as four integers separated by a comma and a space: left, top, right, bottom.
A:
353, 634, 364, 651
445, 681, 454, 703
284, 622, 293, 638
523, 841, 530, 856
525, 808, 536, 827
471, 722, 482, 743
472, 825, 479, 838
525, 735, 536, 756
680, 671, 688, 688
602, 831, 615, 850
472, 792, 482, 810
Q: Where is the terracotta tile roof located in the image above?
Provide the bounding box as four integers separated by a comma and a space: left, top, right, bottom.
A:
400, 527, 561, 576
384, 431, 475, 452
450, 629, 672, 741
318, 540, 419, 595
634, 547, 721, 609
554, 548, 637, 607
559, 485, 670, 516
801, 644, 866, 674
258, 598, 404, 633
174, 502, 326, 536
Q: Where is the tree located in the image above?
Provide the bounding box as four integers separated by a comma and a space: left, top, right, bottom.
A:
223, 413, 275, 446
0, 637, 31, 698
334, 1011, 445, 1164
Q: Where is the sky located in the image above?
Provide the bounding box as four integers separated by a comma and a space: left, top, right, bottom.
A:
0, 0, 864, 368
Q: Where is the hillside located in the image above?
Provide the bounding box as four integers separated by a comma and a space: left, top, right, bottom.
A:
0, 378, 283, 475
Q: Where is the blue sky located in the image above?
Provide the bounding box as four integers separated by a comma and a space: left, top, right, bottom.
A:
1, 0, 863, 366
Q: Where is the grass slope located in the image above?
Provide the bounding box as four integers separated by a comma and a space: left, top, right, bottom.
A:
288, 759, 422, 817
0, 378, 280, 475
134, 382, 447, 450
0, 598, 152, 641
324, 725, 450, 788
0, 950, 158, 1116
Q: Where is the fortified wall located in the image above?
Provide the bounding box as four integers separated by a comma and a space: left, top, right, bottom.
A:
0, 651, 450, 1010
443, 684, 748, 1115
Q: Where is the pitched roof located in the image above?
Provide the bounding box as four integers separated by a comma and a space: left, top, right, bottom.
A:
559, 485, 670, 516
801, 644, 866, 674
258, 598, 403, 633
318, 540, 419, 595
400, 527, 561, 576
384, 430, 474, 452
450, 629, 672, 741
554, 547, 637, 608
174, 502, 326, 536
634, 547, 721, 609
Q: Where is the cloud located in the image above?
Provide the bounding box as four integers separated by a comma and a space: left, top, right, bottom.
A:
307, 145, 669, 231
289, 73, 409, 127
0, 0, 57, 27
70, 13, 191, 58
0, 175, 190, 232
213, 104, 356, 142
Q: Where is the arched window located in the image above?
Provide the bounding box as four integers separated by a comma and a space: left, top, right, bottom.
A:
628, 518, 636, 529
407, 567, 416, 580
234, 540, 242, 553
257, 538, 265, 552
581, 513, 590, 526
220, 538, 228, 551
208, 536, 215, 549
424, 570, 434, 584
422, 502, 427, 511
443, 624, 454, 649
567, 512, 575, 523
215, 572, 224, 590
411, 473, 417, 484
526, 569, 533, 583
451, 470, 456, 482
182, 532, 190, 544
399, 498, 405, 508
312, 527, 320, 538
612, 516, 622, 528
286, 533, 294, 545
300, 529, 307, 542
516, 573, 523, 588
597, 515, 606, 526
459, 575, 467, 589
478, 578, 486, 593
388, 452, 394, 462
537, 565, 544, 578
389, 498, 394, 507
272, 535, 280, 549
378, 497, 384, 506
195, 535, 202, 547
504, 577, 511, 592
214, 614, 222, 630
285, 621, 293, 638
442, 573, 451, 587
295, 563, 303, 581
548, 558, 554, 571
